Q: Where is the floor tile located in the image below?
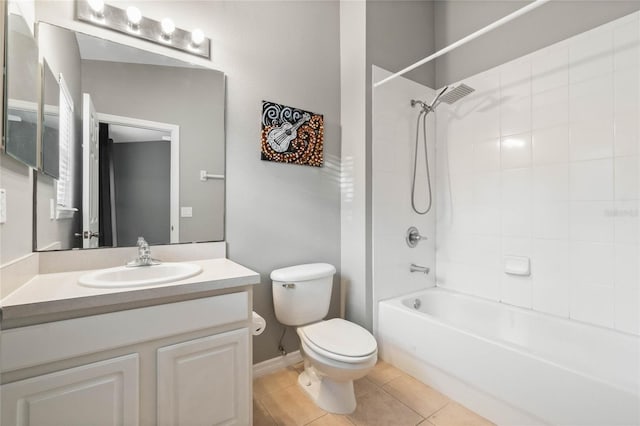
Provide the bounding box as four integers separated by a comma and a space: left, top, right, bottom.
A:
260, 383, 326, 426
254, 367, 300, 400
353, 377, 379, 397
253, 398, 277, 426
383, 375, 450, 418
306, 413, 355, 425
428, 402, 495, 426
347, 387, 424, 426
366, 360, 406, 386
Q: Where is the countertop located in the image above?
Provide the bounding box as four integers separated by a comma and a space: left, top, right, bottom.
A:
0, 258, 260, 327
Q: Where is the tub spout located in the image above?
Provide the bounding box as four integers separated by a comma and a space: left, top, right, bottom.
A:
410, 264, 430, 274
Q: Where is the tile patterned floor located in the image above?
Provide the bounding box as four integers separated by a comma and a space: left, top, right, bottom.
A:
253, 360, 495, 426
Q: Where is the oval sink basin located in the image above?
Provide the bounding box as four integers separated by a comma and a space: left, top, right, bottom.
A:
78, 262, 203, 288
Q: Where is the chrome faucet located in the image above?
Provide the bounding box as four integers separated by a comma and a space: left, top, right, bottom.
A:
127, 237, 160, 267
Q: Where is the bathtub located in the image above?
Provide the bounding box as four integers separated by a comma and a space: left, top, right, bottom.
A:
377, 287, 640, 426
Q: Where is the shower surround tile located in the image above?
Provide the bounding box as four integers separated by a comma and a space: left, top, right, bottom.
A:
435, 11, 640, 335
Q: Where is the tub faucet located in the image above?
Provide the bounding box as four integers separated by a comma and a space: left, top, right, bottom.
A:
127, 237, 159, 267
410, 264, 430, 274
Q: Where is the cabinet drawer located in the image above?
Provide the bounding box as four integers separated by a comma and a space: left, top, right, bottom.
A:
1, 292, 248, 372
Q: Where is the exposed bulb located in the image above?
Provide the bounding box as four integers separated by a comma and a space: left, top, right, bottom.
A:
191, 29, 205, 46
87, 0, 104, 15
126, 6, 142, 26
161, 18, 175, 38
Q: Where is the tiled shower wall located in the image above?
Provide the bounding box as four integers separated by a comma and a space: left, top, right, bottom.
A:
372, 66, 436, 331
435, 12, 640, 334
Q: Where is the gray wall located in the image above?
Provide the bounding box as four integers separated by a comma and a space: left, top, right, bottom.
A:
434, 0, 640, 87
81, 60, 225, 244
34, 0, 342, 364
112, 141, 171, 247
367, 0, 436, 88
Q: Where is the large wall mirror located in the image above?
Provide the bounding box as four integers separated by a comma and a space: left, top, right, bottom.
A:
32, 23, 225, 251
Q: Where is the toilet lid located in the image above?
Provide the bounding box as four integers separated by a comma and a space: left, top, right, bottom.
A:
299, 318, 377, 358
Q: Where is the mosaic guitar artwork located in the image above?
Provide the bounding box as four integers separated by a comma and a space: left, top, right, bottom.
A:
261, 101, 324, 167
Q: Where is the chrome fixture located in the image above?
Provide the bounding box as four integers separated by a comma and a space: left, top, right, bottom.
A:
76, 0, 211, 59
406, 226, 426, 248
413, 298, 422, 309
127, 237, 160, 267
410, 84, 474, 215
410, 264, 430, 274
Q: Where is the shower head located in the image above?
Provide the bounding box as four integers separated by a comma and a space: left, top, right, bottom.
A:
410, 83, 474, 113
438, 83, 475, 104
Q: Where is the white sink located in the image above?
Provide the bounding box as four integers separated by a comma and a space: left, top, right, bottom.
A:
78, 263, 203, 288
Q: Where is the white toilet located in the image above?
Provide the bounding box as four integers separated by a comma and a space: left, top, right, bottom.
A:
271, 263, 377, 414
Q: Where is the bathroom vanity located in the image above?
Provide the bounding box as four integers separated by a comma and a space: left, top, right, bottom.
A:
0, 254, 260, 426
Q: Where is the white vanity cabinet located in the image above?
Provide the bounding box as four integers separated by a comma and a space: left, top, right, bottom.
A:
1, 290, 253, 426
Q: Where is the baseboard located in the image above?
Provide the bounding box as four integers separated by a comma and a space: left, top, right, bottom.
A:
253, 350, 303, 378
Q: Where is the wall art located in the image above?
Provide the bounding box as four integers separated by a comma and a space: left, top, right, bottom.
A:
261, 101, 324, 167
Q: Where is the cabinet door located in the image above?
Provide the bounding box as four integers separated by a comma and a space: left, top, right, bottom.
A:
157, 328, 250, 426
1, 354, 139, 426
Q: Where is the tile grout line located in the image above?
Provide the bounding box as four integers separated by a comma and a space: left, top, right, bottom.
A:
253, 397, 278, 426
377, 383, 427, 425
425, 400, 452, 423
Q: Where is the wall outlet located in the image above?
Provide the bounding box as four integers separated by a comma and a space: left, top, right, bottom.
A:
181, 207, 193, 218
0, 189, 6, 224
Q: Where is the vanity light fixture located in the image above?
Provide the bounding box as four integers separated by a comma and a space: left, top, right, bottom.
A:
126, 6, 142, 32
87, 0, 104, 19
160, 18, 175, 41
191, 29, 205, 47
76, 0, 211, 59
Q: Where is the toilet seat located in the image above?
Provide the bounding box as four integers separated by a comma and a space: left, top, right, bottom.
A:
298, 318, 377, 364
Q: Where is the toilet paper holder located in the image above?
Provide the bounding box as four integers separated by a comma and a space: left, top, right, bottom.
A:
252, 311, 266, 336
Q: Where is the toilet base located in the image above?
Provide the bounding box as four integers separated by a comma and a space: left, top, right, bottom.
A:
298, 367, 357, 414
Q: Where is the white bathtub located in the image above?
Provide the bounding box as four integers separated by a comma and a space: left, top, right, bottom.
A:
377, 287, 640, 426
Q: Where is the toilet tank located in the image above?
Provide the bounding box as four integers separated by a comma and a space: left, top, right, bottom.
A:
271, 263, 336, 326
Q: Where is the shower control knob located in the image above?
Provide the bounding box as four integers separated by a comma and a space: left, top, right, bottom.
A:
406, 226, 425, 248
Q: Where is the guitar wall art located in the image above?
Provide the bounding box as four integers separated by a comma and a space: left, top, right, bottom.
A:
261, 101, 324, 167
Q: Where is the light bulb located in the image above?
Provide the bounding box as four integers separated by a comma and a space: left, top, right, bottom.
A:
87, 0, 104, 15
126, 6, 142, 25
161, 18, 175, 37
191, 29, 205, 46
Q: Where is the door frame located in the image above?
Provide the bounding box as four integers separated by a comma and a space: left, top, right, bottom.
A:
97, 113, 180, 244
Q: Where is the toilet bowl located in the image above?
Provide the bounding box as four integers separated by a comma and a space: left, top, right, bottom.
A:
296, 318, 377, 413
271, 263, 378, 414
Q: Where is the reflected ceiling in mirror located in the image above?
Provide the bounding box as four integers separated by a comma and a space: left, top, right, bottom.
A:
34, 23, 225, 252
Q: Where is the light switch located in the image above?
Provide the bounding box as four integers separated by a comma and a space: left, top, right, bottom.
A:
0, 189, 6, 224
181, 207, 193, 218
